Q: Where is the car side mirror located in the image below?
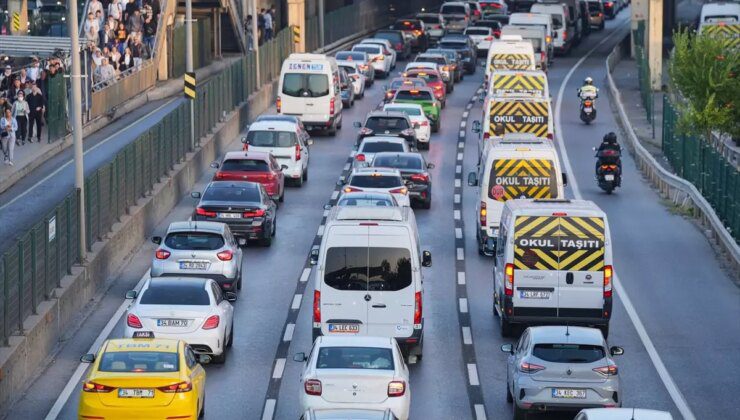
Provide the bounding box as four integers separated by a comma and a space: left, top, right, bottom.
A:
151, 236, 162, 245
240, 136, 248, 144
422, 250, 432, 267
237, 237, 247, 246
80, 353, 96, 363
310, 246, 320, 265
610, 346, 624, 356
224, 291, 238, 302
323, 203, 332, 210
293, 352, 307, 362
198, 354, 212, 364
468, 172, 478, 186
191, 192, 201, 199
471, 120, 481, 133
210, 162, 220, 169
501, 344, 514, 354
562, 173, 568, 186
307, 139, 314, 146
125, 290, 138, 299
427, 163, 435, 169
336, 178, 345, 187
281, 165, 289, 170
353, 121, 362, 128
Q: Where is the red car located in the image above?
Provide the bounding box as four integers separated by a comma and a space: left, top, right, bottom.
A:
402, 69, 447, 107
211, 151, 285, 202
383, 77, 427, 103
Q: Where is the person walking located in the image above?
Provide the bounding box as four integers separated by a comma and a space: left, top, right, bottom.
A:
264, 7, 273, 41
11, 91, 29, 145
108, 0, 123, 22
1, 108, 17, 165
258, 8, 266, 44
245, 15, 254, 50
27, 84, 45, 143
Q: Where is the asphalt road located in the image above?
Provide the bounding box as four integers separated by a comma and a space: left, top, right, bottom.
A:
5, 7, 739, 420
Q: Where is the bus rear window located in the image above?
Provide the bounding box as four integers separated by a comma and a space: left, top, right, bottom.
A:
282, 73, 329, 98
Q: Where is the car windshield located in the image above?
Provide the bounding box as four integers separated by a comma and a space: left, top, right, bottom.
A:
247, 130, 297, 147
551, 14, 564, 29
365, 117, 410, 132
353, 45, 381, 55
466, 28, 491, 35
316, 347, 395, 370
164, 232, 225, 250
221, 159, 269, 172
438, 42, 467, 50
281, 73, 330, 98
340, 65, 358, 75
386, 106, 422, 116
395, 90, 433, 101
373, 154, 423, 170
140, 284, 211, 305
98, 351, 179, 372
336, 52, 366, 61
588, 2, 601, 12
324, 247, 412, 291
441, 5, 467, 14
203, 185, 261, 202
350, 174, 404, 188
533, 344, 606, 363
360, 142, 406, 153
338, 195, 395, 206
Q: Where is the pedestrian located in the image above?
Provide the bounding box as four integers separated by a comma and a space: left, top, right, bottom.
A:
108, 0, 123, 21
143, 14, 156, 50
264, 7, 273, 41
116, 21, 127, 42
270, 5, 278, 31
95, 9, 105, 28
18, 68, 28, 85
11, 91, 29, 145
8, 79, 22, 103
88, 0, 104, 18
127, 8, 144, 34
245, 15, 254, 50
99, 58, 116, 83
27, 58, 41, 82
0, 96, 11, 114
0, 65, 12, 93
258, 8, 266, 44
120, 47, 134, 71
124, 0, 138, 22
27, 84, 45, 143
85, 12, 100, 46
1, 108, 17, 165
37, 70, 48, 98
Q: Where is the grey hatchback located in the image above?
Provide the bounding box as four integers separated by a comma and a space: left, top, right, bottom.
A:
501, 326, 624, 419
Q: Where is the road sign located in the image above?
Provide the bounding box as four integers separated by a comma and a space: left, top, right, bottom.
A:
184, 72, 196, 99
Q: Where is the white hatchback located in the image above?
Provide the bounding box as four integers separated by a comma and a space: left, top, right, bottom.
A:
342, 167, 411, 207
241, 120, 312, 186
382, 103, 431, 146
295, 336, 411, 420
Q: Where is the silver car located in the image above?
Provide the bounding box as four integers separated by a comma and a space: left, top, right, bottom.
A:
151, 221, 244, 292
501, 326, 624, 419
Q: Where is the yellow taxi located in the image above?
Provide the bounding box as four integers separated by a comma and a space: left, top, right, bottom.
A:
78, 331, 209, 420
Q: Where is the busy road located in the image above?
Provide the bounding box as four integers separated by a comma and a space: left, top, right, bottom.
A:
5, 3, 739, 420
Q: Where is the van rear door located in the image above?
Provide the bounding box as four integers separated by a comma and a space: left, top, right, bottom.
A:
512, 215, 560, 316
280, 66, 331, 122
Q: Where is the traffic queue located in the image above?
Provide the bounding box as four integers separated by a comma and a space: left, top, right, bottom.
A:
72, 1, 670, 420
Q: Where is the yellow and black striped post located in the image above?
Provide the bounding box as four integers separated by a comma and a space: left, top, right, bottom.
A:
184, 72, 196, 99
292, 25, 301, 44
11, 12, 21, 32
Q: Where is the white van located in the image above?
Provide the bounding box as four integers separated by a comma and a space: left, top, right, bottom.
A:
474, 95, 554, 145
485, 37, 536, 84
531, 2, 572, 54
277, 53, 343, 135
500, 25, 549, 71
699, 2, 740, 28
467, 136, 566, 256
508, 12, 554, 64
310, 206, 432, 361
494, 199, 613, 337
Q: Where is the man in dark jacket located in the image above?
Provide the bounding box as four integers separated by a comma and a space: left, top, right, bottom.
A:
26, 84, 46, 143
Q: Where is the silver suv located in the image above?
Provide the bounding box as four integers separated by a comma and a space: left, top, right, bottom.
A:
501, 326, 624, 419
151, 221, 244, 292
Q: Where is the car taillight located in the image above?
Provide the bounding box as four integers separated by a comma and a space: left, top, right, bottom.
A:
541, 51, 546, 63
485, 36, 493, 41
442, 65, 450, 71
305, 379, 322, 395
420, 120, 429, 127
504, 263, 514, 296
562, 30, 567, 41
127, 313, 142, 329
519, 361, 546, 373
329, 97, 335, 115
344, 186, 362, 193
196, 207, 217, 218
244, 209, 265, 218
584, 100, 593, 107
546, 133, 554, 140
483, 132, 490, 139
295, 143, 301, 161
155, 249, 170, 260
355, 154, 366, 162
217, 250, 233, 261
389, 187, 408, 195
433, 85, 443, 91
276, 96, 281, 113
494, 30, 501, 38
491, 2, 502, 8
202, 315, 220, 330
546, 35, 552, 43
593, 365, 618, 376
480, 201, 487, 226
158, 381, 193, 393
313, 290, 321, 323
386, 91, 394, 98
410, 174, 429, 183
603, 265, 613, 298
607, 1, 613, 7
82, 381, 115, 393
388, 380, 406, 397
413, 30, 422, 36
395, 43, 403, 50
414, 291, 422, 325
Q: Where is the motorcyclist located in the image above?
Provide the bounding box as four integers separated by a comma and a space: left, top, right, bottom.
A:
595, 132, 622, 183
577, 77, 599, 100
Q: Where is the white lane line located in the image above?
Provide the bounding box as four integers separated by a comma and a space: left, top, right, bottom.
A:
317, 225, 325, 236
330, 190, 339, 200
460, 121, 467, 128
323, 209, 329, 217
300, 267, 311, 283
455, 228, 463, 239
261, 399, 277, 420
272, 358, 286, 379
459, 130, 466, 137
466, 103, 473, 110
474, 404, 487, 420
459, 298, 468, 313
283, 324, 295, 342
457, 152, 463, 161
458, 141, 464, 149
457, 272, 466, 285
343, 163, 350, 171
44, 270, 151, 420
291, 294, 302, 310
456, 247, 464, 261
1, 100, 176, 211
467, 363, 480, 386
553, 18, 696, 420
455, 165, 462, 174
462, 326, 473, 345
454, 194, 461, 204
462, 111, 469, 118
454, 210, 461, 220
455, 179, 461, 188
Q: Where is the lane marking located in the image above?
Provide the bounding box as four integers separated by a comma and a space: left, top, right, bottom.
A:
317, 225, 325, 236
455, 179, 461, 188
457, 152, 463, 161
272, 358, 286, 379
343, 163, 350, 171
461, 121, 467, 128
330, 190, 339, 200
459, 130, 466, 137
467, 363, 480, 386
323, 209, 329, 217
455, 165, 462, 174
454, 209, 461, 220
454, 194, 461, 204
462, 326, 473, 345
283, 323, 295, 342
1, 100, 177, 211
44, 269, 151, 420
261, 399, 276, 420
462, 111, 469, 118
459, 298, 468, 313
474, 404, 487, 420
553, 18, 696, 420
458, 141, 465, 149
299, 267, 311, 283
291, 294, 302, 310
457, 271, 466, 285
456, 247, 464, 261
455, 227, 463, 239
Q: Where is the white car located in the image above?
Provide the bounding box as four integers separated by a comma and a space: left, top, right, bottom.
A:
295, 336, 411, 420
464, 26, 495, 55
337, 60, 367, 98
124, 277, 236, 363
382, 103, 431, 146
241, 120, 312, 186
353, 136, 410, 169
404, 61, 438, 73
352, 44, 392, 78
360, 38, 398, 69
343, 167, 411, 207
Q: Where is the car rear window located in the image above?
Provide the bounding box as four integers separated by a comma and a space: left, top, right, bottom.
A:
349, 174, 404, 188
409, 72, 439, 83
282, 73, 330, 98
477, 21, 503, 30
395, 90, 433, 101
324, 247, 412, 291
373, 154, 423, 170
340, 65, 358, 75
353, 45, 381, 55
164, 232, 225, 250
441, 5, 467, 14
336, 51, 366, 61
317, 346, 394, 370
438, 42, 467, 51
466, 28, 491, 35
391, 79, 425, 90
551, 14, 564, 29
98, 351, 179, 373
386, 106, 422, 116
533, 344, 606, 363
375, 31, 403, 43
417, 15, 441, 24
140, 284, 211, 305
418, 56, 445, 64
221, 159, 269, 172
365, 117, 410, 132
203, 185, 261, 202
360, 142, 406, 153
588, 2, 602, 12
247, 130, 297, 148
338, 195, 395, 207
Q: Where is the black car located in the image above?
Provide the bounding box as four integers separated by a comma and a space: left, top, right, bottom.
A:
375, 30, 412, 59
353, 111, 418, 148
390, 19, 429, 52
371, 152, 434, 209
601, 0, 617, 19
438, 36, 477, 74
339, 68, 355, 108
191, 181, 277, 246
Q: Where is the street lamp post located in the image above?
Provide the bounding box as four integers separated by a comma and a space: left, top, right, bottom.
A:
186, 0, 196, 150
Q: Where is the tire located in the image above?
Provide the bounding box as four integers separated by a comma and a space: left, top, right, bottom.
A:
513, 402, 527, 420
441, 100, 446, 109
278, 189, 284, 202
226, 323, 234, 348
237, 272, 243, 290
302, 167, 308, 181
260, 222, 273, 247
295, 172, 304, 187
420, 194, 431, 209
506, 384, 513, 403
500, 315, 514, 338
599, 324, 610, 339
198, 396, 205, 419
212, 349, 227, 364
432, 120, 440, 133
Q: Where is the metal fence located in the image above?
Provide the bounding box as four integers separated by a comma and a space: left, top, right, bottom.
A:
46, 72, 68, 142
171, 19, 214, 79
0, 28, 295, 346
633, 20, 654, 128
89, 61, 159, 120
662, 95, 740, 242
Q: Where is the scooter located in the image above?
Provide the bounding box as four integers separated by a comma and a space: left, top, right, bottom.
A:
580, 98, 597, 124
593, 148, 621, 194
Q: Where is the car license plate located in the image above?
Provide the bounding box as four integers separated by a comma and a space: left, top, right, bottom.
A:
604, 174, 615, 181
179, 261, 209, 270
157, 318, 190, 327
219, 213, 242, 219
328, 324, 360, 334
520, 290, 551, 299
552, 388, 586, 399
118, 388, 154, 398
584, 107, 592, 112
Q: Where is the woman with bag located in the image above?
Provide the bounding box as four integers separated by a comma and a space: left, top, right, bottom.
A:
1, 108, 17, 165
11, 91, 29, 145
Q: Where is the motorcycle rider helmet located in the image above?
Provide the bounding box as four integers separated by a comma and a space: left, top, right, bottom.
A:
603, 132, 617, 144
584, 77, 593, 85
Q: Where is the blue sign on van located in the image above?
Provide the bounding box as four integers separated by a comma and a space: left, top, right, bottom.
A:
288, 63, 325, 71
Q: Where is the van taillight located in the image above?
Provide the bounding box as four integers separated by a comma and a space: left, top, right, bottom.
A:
479, 201, 487, 226
603, 265, 613, 298
414, 291, 422, 325
295, 143, 301, 161
276, 96, 282, 113
541, 51, 546, 63
313, 290, 321, 323
504, 263, 514, 296
330, 97, 335, 116
483, 132, 490, 139
562, 30, 567, 41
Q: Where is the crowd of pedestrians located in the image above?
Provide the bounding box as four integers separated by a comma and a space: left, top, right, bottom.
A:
245, 5, 279, 50
83, 0, 161, 87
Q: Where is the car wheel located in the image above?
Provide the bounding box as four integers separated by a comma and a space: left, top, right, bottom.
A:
513, 402, 527, 420
227, 323, 234, 348
271, 217, 276, 237
500, 315, 513, 338
420, 197, 431, 209
260, 226, 273, 247
432, 120, 440, 133
441, 100, 446, 109
278, 189, 284, 202
237, 271, 243, 290
302, 167, 308, 182
449, 83, 454, 93
506, 383, 513, 403
295, 173, 304, 187
198, 396, 205, 419
212, 349, 227, 364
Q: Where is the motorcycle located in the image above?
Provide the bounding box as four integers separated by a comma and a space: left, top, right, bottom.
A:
593, 147, 621, 194
580, 97, 597, 124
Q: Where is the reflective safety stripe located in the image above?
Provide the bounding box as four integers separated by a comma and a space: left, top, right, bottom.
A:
488, 100, 549, 137
491, 159, 555, 201
701, 23, 740, 48
489, 54, 534, 71
492, 74, 546, 98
